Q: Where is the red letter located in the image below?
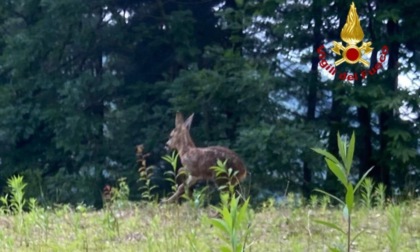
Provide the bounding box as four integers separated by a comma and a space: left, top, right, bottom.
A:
339, 72, 347, 80
319, 59, 328, 68
329, 67, 336, 75
317, 45, 326, 59
380, 53, 386, 63
360, 70, 367, 79
381, 45, 389, 55
369, 68, 377, 75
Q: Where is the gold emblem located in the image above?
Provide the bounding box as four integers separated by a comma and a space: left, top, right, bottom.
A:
332, 2, 373, 67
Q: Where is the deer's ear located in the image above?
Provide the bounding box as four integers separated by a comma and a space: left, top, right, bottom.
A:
175, 112, 184, 126
184, 113, 194, 130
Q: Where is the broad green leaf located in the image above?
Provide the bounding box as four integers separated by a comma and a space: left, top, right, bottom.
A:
313, 189, 345, 205
229, 196, 239, 227
313, 219, 346, 235
345, 132, 355, 174
162, 152, 179, 168
337, 132, 347, 164
343, 205, 349, 221
164, 178, 175, 183
325, 159, 347, 187
162, 156, 171, 163
217, 159, 227, 168
146, 166, 156, 172
228, 167, 233, 177
311, 148, 340, 164
220, 193, 230, 206
345, 183, 354, 212
218, 185, 228, 191
222, 206, 233, 230
354, 166, 375, 193
237, 198, 250, 226
0, 195, 8, 205
209, 218, 230, 235
164, 170, 175, 176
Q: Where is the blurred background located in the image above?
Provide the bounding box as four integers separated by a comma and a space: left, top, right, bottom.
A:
0, 0, 418, 207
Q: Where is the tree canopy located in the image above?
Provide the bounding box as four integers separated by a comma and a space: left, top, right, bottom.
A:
0, 0, 419, 206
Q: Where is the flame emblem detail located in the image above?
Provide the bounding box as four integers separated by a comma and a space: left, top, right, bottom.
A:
332, 2, 373, 67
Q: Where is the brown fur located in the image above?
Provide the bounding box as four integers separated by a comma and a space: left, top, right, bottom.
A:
163, 113, 247, 203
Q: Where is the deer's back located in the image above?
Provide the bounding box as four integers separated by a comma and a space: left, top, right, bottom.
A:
181, 146, 247, 182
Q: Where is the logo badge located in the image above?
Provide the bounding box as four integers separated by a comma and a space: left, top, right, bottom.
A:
316, 1, 388, 81
331, 2, 373, 67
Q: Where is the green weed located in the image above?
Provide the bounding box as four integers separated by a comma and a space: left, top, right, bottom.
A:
360, 178, 374, 209
387, 205, 403, 252
138, 145, 158, 201
205, 194, 252, 252
312, 132, 373, 252
374, 183, 387, 209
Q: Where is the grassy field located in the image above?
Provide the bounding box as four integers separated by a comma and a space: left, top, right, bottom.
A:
0, 195, 419, 252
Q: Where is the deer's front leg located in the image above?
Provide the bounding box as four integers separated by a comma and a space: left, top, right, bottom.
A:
164, 183, 185, 203
163, 175, 199, 203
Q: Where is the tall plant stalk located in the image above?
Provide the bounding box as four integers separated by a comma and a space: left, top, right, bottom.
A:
312, 132, 373, 252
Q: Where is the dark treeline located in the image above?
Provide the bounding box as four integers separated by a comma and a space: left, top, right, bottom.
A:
0, 0, 419, 206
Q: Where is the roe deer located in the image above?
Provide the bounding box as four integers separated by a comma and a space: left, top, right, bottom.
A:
163, 112, 247, 203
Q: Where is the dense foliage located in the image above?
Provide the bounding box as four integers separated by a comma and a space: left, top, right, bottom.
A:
0, 0, 419, 206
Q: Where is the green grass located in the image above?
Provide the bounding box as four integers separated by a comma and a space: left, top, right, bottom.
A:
2, 135, 419, 252
0, 199, 419, 251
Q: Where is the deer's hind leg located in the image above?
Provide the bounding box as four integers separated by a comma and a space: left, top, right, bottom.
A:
184, 175, 200, 199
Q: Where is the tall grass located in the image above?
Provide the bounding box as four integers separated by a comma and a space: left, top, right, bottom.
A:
0, 144, 419, 251
0, 183, 419, 251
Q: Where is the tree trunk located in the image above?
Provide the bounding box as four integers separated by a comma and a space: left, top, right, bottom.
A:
356, 1, 379, 180
356, 102, 374, 177
302, 1, 322, 197
324, 2, 348, 195
373, 17, 399, 191
356, 47, 377, 177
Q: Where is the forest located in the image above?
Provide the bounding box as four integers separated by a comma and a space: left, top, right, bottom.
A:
0, 0, 419, 207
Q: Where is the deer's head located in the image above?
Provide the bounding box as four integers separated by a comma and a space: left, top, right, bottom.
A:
165, 112, 194, 151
